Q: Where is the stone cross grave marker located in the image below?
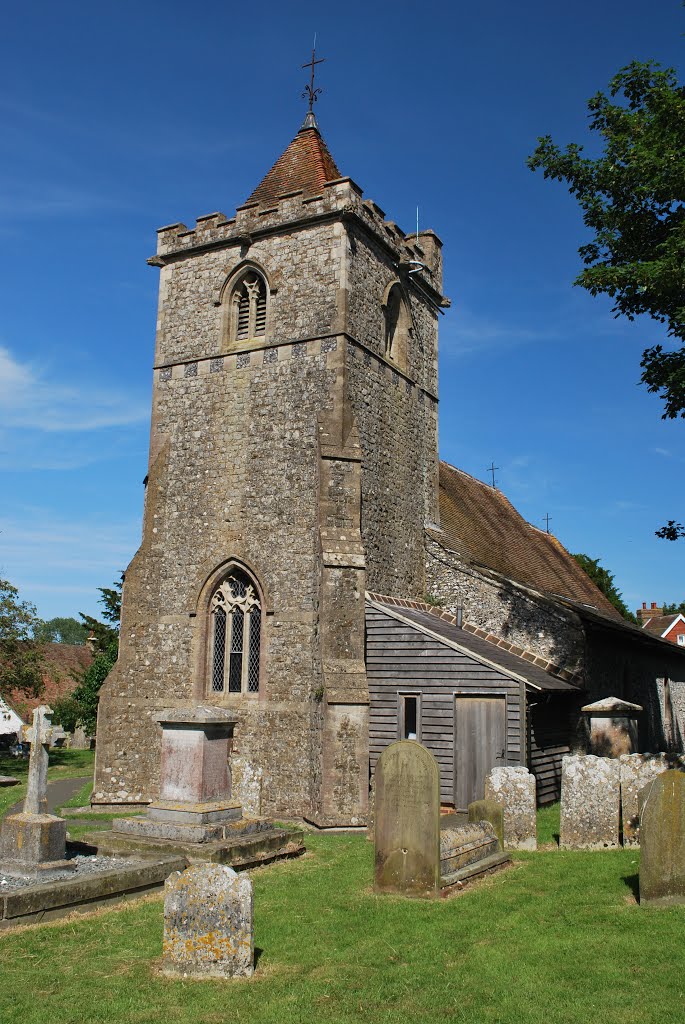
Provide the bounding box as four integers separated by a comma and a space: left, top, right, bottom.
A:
639, 770, 685, 906
163, 863, 254, 978
0, 704, 72, 874
374, 740, 440, 898
24, 705, 53, 814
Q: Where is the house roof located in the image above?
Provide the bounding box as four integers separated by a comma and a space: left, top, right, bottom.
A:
245, 123, 342, 207
367, 596, 581, 694
641, 613, 685, 638
435, 461, 624, 622
8, 642, 93, 718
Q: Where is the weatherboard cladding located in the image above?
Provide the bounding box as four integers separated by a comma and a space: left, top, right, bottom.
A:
436, 462, 623, 622
366, 603, 525, 805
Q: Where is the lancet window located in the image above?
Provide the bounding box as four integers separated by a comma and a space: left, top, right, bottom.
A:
231, 270, 267, 343
209, 570, 261, 696
384, 283, 409, 369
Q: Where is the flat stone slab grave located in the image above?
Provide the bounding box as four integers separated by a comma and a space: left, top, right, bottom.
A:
0, 854, 186, 929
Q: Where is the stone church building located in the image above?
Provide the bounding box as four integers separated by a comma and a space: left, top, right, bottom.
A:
93, 113, 685, 824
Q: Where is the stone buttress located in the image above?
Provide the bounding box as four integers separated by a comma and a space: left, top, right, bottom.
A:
93, 117, 446, 824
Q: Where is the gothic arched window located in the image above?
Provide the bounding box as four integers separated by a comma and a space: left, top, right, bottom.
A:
209, 569, 261, 695
384, 283, 410, 369
230, 270, 267, 343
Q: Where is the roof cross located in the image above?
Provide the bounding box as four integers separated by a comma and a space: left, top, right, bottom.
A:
301, 40, 325, 113
543, 512, 553, 533
487, 462, 500, 488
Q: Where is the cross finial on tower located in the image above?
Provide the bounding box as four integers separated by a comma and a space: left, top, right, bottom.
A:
301, 38, 325, 128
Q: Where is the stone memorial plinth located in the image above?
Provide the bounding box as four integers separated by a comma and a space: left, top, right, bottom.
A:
163, 864, 254, 978
374, 740, 440, 897
620, 753, 670, 846
468, 799, 504, 851
484, 766, 537, 850
581, 697, 642, 757
639, 770, 685, 906
114, 707, 242, 844
0, 706, 73, 876
92, 706, 304, 868
559, 754, 620, 849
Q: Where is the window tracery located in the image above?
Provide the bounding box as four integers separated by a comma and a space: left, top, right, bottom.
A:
209, 569, 261, 695
230, 270, 267, 343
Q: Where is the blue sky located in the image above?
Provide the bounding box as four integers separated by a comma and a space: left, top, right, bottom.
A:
0, 0, 683, 622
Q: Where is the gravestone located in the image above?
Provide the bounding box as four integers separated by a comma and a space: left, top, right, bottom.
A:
163, 863, 254, 977
468, 799, 504, 850
639, 770, 685, 906
374, 740, 440, 897
484, 766, 537, 850
619, 753, 670, 846
0, 705, 72, 875
559, 754, 620, 849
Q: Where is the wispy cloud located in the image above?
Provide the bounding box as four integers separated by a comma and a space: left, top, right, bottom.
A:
0, 345, 148, 432
441, 309, 556, 358
654, 447, 672, 458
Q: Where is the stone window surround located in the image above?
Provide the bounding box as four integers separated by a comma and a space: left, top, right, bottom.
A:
381, 280, 412, 373
190, 558, 269, 706
218, 260, 273, 352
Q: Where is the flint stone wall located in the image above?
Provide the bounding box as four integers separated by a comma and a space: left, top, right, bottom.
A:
163, 864, 253, 978
424, 537, 585, 671
560, 755, 620, 849
95, 177, 442, 824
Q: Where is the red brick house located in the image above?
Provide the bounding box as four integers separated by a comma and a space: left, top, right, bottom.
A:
638, 603, 685, 647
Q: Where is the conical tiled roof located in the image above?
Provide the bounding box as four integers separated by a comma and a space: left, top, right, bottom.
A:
246, 123, 342, 206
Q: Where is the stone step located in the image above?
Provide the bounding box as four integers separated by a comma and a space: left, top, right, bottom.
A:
82, 826, 305, 869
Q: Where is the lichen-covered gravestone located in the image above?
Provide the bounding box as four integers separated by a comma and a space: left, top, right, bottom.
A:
619, 753, 670, 847
162, 864, 254, 978
484, 767, 536, 850
559, 755, 620, 849
639, 770, 685, 906
374, 740, 440, 897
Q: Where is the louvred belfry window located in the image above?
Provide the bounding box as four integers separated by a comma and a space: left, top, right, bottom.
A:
232, 271, 267, 342
210, 571, 261, 696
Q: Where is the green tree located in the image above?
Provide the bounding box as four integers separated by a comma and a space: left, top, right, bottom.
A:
79, 577, 122, 655
52, 577, 122, 734
571, 553, 636, 622
34, 616, 89, 645
0, 578, 44, 698
529, 62, 685, 538
661, 600, 685, 616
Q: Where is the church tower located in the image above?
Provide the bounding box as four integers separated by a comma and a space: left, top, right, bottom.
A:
93, 109, 446, 826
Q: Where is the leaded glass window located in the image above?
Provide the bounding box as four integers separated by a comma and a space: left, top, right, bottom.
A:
209, 571, 261, 696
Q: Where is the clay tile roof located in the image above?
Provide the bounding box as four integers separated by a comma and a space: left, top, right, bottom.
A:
436, 461, 623, 622
641, 614, 680, 637
246, 125, 342, 206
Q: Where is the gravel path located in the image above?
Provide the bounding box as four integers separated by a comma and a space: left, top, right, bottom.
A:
0, 854, 145, 892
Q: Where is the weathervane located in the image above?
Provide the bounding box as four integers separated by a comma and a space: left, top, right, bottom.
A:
301, 37, 325, 113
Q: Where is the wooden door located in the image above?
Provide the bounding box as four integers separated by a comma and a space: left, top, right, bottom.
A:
454, 696, 506, 810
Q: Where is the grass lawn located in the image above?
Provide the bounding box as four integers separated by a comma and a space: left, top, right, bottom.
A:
1, 823, 683, 1024
0, 748, 95, 817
